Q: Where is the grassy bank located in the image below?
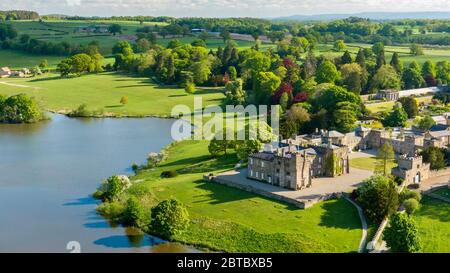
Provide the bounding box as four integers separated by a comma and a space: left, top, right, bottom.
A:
413, 196, 450, 253
114, 140, 362, 253
0, 72, 224, 117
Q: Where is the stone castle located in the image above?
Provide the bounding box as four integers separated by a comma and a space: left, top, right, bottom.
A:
248, 116, 450, 190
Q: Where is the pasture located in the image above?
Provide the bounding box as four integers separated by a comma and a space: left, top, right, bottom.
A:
0, 72, 225, 117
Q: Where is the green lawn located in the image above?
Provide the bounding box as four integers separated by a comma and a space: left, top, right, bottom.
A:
413, 196, 450, 253
432, 187, 450, 199
365, 96, 433, 114
0, 72, 225, 117
120, 140, 362, 253
350, 156, 396, 172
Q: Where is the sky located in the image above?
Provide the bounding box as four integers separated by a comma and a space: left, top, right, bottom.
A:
1, 0, 450, 18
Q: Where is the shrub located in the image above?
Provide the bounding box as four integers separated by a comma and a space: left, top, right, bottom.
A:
185, 82, 196, 94
68, 104, 91, 117
150, 199, 190, 239
94, 175, 132, 201
400, 189, 422, 203
383, 213, 422, 253
161, 170, 178, 178
123, 196, 148, 227
403, 198, 420, 215
97, 201, 125, 220
120, 96, 128, 105
131, 163, 139, 173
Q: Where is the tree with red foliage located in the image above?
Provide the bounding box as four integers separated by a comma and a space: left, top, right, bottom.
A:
272, 82, 293, 104
283, 58, 295, 69
425, 74, 436, 87
294, 92, 308, 103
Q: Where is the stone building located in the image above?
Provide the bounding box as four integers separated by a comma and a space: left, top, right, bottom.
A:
0, 67, 11, 78
248, 141, 349, 191
391, 155, 430, 184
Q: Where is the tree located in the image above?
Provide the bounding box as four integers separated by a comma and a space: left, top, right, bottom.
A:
410, 44, 424, 56
416, 115, 435, 131
135, 38, 151, 53
356, 175, 399, 223
0, 94, 43, 124
70, 53, 92, 76
390, 52, 403, 74
333, 39, 346, 52
225, 79, 245, 105
376, 49, 386, 69
375, 142, 395, 175
420, 147, 447, 170
235, 140, 262, 160
219, 29, 231, 43
403, 198, 420, 215
340, 63, 365, 94
340, 50, 353, 64
150, 199, 190, 239
253, 71, 281, 105
422, 60, 436, 79
372, 42, 385, 57
383, 213, 422, 253
333, 101, 357, 133
228, 66, 237, 81
208, 131, 235, 156
189, 60, 211, 85
398, 97, 418, 118
302, 51, 318, 79
402, 68, 425, 89
281, 105, 310, 138
371, 65, 401, 92
108, 24, 122, 36
39, 59, 48, 71
120, 96, 128, 105
383, 102, 408, 128
316, 60, 340, 84
355, 48, 366, 68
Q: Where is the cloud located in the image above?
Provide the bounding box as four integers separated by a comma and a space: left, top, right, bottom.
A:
0, 0, 449, 17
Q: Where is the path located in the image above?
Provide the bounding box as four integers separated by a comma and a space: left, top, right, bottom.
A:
0, 81, 39, 89
345, 197, 368, 253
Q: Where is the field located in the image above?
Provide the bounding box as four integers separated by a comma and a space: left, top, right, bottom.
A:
0, 49, 64, 69
315, 43, 450, 65
413, 196, 450, 253
7, 20, 273, 56
0, 72, 224, 117
122, 140, 362, 253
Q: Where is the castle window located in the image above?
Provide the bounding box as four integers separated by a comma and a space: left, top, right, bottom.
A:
256, 172, 259, 179
250, 158, 253, 164
250, 170, 253, 177
276, 169, 279, 173
261, 173, 264, 179
261, 161, 265, 167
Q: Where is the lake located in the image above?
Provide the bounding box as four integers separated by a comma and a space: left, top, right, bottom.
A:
0, 114, 197, 253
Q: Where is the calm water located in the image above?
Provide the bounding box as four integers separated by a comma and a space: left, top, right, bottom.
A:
0, 114, 197, 253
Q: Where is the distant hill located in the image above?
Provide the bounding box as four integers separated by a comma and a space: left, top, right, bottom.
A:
274, 12, 450, 21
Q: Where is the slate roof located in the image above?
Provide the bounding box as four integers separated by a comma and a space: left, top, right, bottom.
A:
249, 152, 275, 161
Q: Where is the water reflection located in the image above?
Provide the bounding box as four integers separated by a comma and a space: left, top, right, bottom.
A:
0, 114, 196, 252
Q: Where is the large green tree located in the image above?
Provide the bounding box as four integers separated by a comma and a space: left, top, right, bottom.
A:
253, 71, 281, 105
374, 142, 395, 175
383, 213, 422, 253
398, 97, 419, 118
383, 102, 408, 127
356, 175, 399, 223
316, 60, 340, 84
